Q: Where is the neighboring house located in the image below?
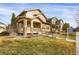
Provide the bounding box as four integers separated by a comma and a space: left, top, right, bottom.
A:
7, 9, 64, 37
48, 17, 64, 33
48, 17, 58, 32
76, 26, 79, 32
59, 20, 64, 32
48, 17, 58, 24
0, 22, 6, 33
67, 27, 75, 34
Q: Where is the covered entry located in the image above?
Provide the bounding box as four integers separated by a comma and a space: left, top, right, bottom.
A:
33, 21, 41, 34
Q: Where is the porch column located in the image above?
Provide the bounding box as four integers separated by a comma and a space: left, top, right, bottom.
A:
23, 19, 27, 37
31, 20, 33, 35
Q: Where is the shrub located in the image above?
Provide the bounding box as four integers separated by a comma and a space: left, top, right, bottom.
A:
0, 31, 9, 36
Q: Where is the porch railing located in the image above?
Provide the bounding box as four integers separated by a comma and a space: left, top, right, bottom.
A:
33, 28, 41, 33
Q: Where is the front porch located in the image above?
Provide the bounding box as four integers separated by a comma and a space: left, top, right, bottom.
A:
16, 19, 42, 37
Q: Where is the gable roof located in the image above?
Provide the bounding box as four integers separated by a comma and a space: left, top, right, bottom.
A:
18, 9, 47, 20
16, 9, 49, 24
0, 22, 6, 26
17, 9, 47, 19
48, 17, 58, 21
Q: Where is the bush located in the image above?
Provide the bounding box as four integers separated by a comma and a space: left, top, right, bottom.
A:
0, 31, 9, 36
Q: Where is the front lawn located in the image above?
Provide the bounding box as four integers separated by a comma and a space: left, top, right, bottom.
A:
68, 34, 76, 40
0, 36, 76, 55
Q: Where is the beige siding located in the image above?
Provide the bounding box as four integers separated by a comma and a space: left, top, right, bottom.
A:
41, 24, 50, 33
0, 24, 6, 33
26, 10, 46, 22
52, 19, 56, 24
32, 18, 41, 23
15, 9, 51, 35
0, 28, 6, 33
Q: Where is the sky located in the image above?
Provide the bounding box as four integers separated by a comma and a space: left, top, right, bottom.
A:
0, 3, 79, 28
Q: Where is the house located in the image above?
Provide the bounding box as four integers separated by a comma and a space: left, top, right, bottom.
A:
47, 17, 58, 33
59, 20, 64, 32
48, 17, 64, 33
75, 26, 79, 32
7, 9, 64, 37
8, 9, 51, 37
67, 27, 76, 34
0, 22, 6, 33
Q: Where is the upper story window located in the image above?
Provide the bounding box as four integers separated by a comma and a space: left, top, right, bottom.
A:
26, 12, 34, 19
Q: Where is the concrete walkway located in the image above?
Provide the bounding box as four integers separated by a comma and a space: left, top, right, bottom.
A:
52, 34, 76, 43
55, 36, 76, 42
66, 39, 76, 42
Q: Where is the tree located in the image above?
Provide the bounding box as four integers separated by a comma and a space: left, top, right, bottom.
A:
11, 13, 16, 26
62, 23, 70, 32
11, 13, 16, 32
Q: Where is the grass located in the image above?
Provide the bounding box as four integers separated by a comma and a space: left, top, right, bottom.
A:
0, 36, 76, 55
68, 34, 76, 40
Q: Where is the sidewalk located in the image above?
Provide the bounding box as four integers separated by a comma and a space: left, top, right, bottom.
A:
66, 39, 76, 42
53, 34, 76, 42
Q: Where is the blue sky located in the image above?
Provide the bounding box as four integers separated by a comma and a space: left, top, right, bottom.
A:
0, 3, 79, 28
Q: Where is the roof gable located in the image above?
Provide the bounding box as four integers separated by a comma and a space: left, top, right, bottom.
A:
16, 9, 47, 23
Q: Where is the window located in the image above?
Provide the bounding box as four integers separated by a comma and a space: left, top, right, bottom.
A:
33, 22, 41, 28
42, 26, 45, 29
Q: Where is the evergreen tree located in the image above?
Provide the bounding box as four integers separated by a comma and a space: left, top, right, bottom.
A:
11, 13, 16, 32
11, 13, 16, 26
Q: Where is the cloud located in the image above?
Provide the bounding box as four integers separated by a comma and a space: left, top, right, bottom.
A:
0, 3, 78, 28
0, 8, 18, 24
